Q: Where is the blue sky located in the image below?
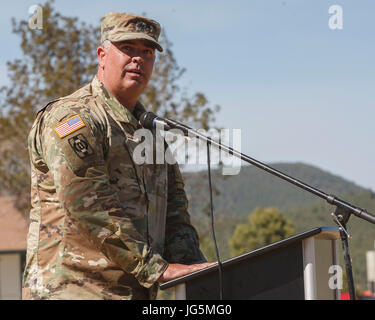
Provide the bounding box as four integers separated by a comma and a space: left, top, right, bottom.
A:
1, 0, 374, 192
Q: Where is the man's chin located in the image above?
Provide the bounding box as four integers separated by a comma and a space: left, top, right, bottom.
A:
122, 78, 145, 90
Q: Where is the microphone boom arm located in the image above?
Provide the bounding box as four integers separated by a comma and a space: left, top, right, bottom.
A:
163, 117, 375, 225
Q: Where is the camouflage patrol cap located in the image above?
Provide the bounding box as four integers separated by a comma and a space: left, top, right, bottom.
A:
101, 12, 163, 52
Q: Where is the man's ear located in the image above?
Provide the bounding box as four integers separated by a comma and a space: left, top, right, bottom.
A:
97, 46, 107, 69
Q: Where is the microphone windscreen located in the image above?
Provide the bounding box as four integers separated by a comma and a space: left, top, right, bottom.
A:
139, 112, 157, 130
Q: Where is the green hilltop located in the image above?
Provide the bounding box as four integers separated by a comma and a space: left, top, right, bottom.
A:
183, 162, 366, 218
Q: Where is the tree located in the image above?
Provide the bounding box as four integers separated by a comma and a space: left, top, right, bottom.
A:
229, 207, 295, 257
0, 0, 220, 215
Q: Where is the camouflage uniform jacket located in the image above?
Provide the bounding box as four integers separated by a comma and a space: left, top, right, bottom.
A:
23, 76, 205, 300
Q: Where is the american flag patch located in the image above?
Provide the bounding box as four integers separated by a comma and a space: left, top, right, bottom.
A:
54, 115, 86, 138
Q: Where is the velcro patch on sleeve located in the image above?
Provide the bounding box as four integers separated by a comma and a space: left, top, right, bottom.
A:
54, 115, 86, 138
68, 134, 94, 159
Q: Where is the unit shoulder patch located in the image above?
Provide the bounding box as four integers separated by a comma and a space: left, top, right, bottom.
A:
68, 134, 94, 159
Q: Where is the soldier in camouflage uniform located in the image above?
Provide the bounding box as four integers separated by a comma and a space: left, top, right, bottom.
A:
23, 12, 213, 300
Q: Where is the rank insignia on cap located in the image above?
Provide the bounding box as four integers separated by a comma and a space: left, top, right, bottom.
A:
54, 115, 86, 138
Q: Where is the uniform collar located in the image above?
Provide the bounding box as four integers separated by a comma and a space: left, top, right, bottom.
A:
91, 76, 146, 128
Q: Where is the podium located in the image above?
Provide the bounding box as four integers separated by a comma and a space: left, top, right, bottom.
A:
160, 227, 341, 300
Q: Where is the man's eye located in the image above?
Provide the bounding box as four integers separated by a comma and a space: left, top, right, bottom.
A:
144, 49, 153, 55
119, 45, 134, 53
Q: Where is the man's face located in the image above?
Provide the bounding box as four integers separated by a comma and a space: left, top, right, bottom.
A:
98, 39, 156, 102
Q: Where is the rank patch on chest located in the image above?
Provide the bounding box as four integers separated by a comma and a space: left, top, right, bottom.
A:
54, 115, 86, 138
68, 134, 94, 159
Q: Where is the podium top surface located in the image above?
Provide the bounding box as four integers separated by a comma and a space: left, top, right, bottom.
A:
160, 226, 340, 290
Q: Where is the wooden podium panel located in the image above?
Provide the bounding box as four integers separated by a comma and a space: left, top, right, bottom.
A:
160, 227, 340, 300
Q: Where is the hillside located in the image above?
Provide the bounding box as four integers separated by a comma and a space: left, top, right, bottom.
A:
183, 162, 366, 219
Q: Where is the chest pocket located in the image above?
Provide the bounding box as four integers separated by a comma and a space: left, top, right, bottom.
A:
106, 121, 145, 201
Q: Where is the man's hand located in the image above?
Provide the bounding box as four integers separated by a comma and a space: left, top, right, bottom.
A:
158, 262, 217, 283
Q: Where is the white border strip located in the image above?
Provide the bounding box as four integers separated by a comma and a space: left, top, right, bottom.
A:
303, 237, 317, 300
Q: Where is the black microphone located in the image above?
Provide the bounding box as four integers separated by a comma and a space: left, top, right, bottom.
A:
138, 111, 172, 131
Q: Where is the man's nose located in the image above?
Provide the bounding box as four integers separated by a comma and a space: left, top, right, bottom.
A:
131, 53, 144, 64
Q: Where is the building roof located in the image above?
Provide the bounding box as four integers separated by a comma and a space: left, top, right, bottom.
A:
0, 196, 28, 251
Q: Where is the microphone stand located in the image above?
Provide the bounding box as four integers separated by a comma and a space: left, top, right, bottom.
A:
162, 117, 375, 300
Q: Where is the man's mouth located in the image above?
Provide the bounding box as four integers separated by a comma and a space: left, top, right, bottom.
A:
126, 69, 144, 76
